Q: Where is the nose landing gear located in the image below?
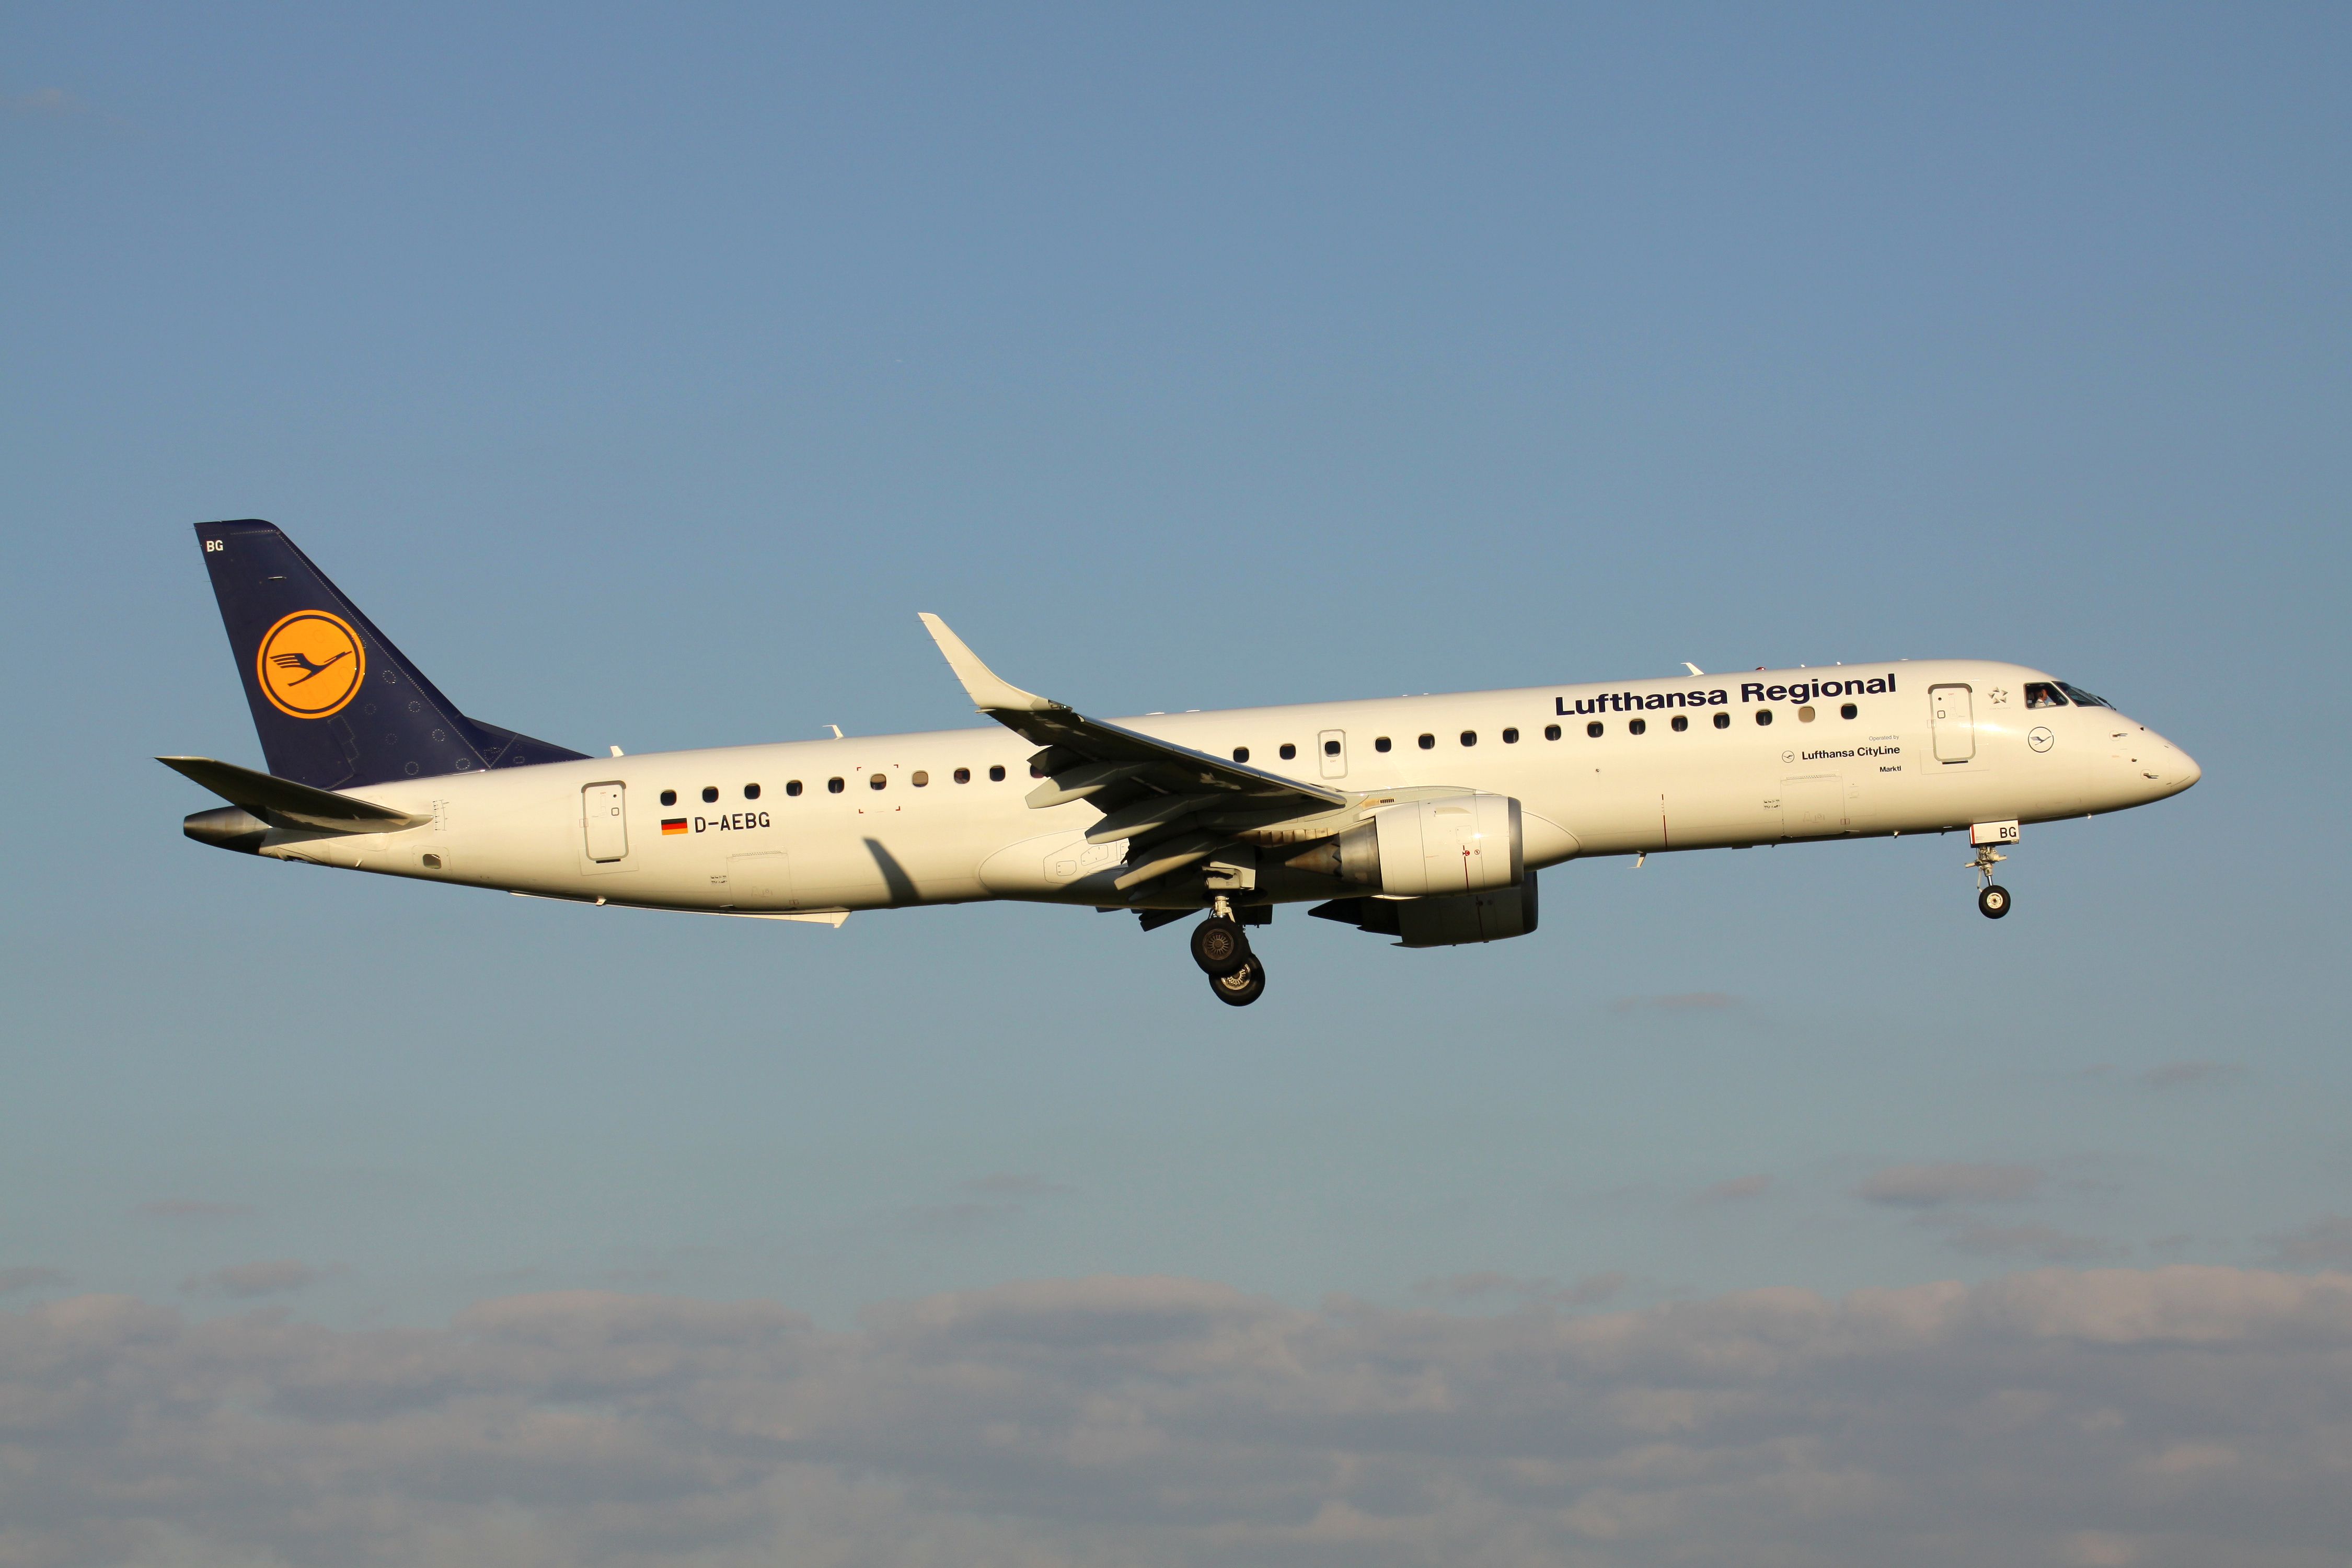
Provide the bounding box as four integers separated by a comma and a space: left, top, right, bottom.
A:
1968, 837, 2012, 919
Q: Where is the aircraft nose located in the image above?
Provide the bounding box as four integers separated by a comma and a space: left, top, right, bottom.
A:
2172, 744, 2202, 791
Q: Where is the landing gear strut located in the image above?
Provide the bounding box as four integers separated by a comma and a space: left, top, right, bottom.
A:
1968, 842, 2011, 920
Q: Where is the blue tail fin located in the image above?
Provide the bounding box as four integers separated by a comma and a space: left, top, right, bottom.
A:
192, 520, 587, 789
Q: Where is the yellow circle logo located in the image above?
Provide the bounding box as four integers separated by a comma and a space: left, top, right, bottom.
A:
256, 610, 366, 718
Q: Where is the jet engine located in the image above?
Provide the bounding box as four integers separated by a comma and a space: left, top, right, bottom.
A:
1286, 793, 1524, 896
1310, 874, 1540, 948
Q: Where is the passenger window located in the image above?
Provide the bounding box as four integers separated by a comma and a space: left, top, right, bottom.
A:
1460, 731, 1477, 747
954, 767, 971, 784
1756, 709, 1774, 726
1030, 764, 1046, 778
912, 770, 929, 787
1323, 739, 1341, 756
1628, 718, 1646, 735
1713, 711, 1731, 729
1671, 714, 1688, 732
744, 783, 761, 799
786, 780, 803, 797
1233, 746, 1250, 763
1587, 721, 1604, 737
1375, 736, 1392, 752
988, 765, 1006, 781
1797, 705, 1816, 722
1279, 743, 1296, 760
1418, 733, 1436, 750
2024, 682, 2067, 709
827, 777, 845, 793
701, 786, 719, 803
870, 773, 887, 790
1544, 724, 1561, 741
1840, 702, 1858, 720
660, 789, 677, 807
1502, 728, 1519, 744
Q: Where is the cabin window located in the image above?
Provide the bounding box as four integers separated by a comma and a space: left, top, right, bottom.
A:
744, 783, 762, 799
1797, 706, 1816, 722
826, 777, 845, 793
870, 773, 887, 790
1756, 709, 1774, 725
1544, 724, 1561, 741
1502, 728, 1519, 744
1375, 736, 1392, 752
786, 780, 803, 797
1418, 733, 1436, 750
1030, 764, 1045, 778
701, 786, 719, 803
422, 853, 442, 870
2024, 683, 2067, 709
1671, 714, 1688, 732
1323, 739, 1341, 756
1586, 721, 1604, 737
1713, 712, 1731, 729
1279, 743, 1296, 760
660, 789, 677, 806
1628, 718, 1646, 735
953, 767, 971, 784
1840, 702, 1858, 720
1233, 746, 1250, 763
912, 770, 929, 787
988, 765, 1006, 781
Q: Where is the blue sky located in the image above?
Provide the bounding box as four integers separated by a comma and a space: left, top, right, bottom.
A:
4, 7, 2350, 1562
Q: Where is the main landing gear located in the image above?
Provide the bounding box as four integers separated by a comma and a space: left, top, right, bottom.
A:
1191, 900, 1267, 1006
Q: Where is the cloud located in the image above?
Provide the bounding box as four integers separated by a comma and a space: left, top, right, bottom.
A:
137, 1198, 256, 1221
9, 1266, 2349, 1566
2270, 1215, 2352, 1267
0, 1266, 68, 1295
2139, 1062, 2249, 1090
1693, 1174, 1772, 1205
8, 87, 83, 117
962, 1172, 1072, 1196
1611, 991, 1735, 1012
1414, 1271, 1628, 1307
1857, 1162, 2043, 1208
1931, 1221, 2119, 1263
181, 1260, 339, 1299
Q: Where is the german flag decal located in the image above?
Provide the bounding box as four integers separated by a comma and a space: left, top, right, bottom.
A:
661, 818, 688, 835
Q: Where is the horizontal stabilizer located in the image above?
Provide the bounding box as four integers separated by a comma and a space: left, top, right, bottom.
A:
157, 756, 431, 834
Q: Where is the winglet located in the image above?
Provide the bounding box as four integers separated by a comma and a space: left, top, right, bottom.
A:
1682, 662, 1705, 677
917, 614, 1059, 713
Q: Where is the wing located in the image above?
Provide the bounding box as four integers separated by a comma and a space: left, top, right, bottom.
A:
918, 614, 1350, 896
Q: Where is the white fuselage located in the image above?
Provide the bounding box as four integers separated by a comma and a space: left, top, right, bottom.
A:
252, 660, 2200, 917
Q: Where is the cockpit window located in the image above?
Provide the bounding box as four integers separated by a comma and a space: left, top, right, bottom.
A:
2024, 682, 2067, 709
2056, 682, 2110, 708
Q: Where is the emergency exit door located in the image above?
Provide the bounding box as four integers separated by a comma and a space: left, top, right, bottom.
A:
1930, 685, 1976, 763
582, 782, 628, 861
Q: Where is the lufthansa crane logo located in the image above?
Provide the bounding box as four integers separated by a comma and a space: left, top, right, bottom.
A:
256, 610, 366, 718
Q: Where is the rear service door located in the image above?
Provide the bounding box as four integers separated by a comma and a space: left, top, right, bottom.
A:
1931, 685, 1976, 763
582, 782, 628, 862
1318, 729, 1348, 779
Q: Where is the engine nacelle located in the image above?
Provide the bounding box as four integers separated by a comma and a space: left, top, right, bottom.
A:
1310, 873, 1540, 947
1306, 793, 1524, 896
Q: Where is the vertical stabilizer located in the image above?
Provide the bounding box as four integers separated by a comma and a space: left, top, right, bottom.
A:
191, 520, 584, 789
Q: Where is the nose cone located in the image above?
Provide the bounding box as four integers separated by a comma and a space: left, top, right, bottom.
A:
2140, 729, 2201, 799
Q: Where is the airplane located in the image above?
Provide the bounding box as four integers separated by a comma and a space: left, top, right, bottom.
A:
165, 520, 2202, 1006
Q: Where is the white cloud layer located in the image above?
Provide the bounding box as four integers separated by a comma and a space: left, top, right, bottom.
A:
4, 1267, 2351, 1567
